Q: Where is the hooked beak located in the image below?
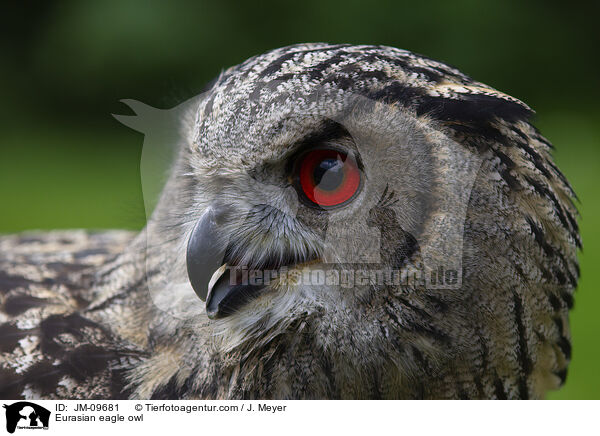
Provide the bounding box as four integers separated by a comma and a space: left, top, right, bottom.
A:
186, 205, 266, 319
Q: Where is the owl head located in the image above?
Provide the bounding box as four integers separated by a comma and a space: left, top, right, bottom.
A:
118, 44, 579, 398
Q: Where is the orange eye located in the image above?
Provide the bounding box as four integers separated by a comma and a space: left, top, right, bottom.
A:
297, 149, 361, 208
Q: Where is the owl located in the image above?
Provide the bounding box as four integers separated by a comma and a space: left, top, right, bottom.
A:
0, 43, 580, 399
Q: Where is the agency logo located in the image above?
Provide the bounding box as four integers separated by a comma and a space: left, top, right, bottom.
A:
3, 402, 50, 434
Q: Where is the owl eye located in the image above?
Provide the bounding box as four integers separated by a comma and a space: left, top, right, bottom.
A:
296, 148, 361, 208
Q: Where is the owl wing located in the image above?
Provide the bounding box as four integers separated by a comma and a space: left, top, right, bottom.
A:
0, 230, 143, 399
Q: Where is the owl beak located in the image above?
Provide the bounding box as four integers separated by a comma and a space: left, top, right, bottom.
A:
186, 205, 267, 319
186, 205, 228, 303
204, 264, 265, 319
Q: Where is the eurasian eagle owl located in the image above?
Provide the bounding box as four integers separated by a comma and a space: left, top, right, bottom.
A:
0, 43, 580, 399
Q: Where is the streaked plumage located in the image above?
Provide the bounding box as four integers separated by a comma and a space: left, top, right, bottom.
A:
0, 44, 580, 399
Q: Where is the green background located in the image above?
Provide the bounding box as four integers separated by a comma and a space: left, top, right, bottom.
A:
0, 1, 597, 399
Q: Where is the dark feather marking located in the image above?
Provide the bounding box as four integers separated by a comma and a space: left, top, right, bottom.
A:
561, 291, 574, 310
257, 44, 351, 79
511, 125, 530, 142
557, 337, 572, 360
553, 317, 565, 337
62, 344, 117, 381
422, 93, 532, 123
494, 377, 507, 400
473, 375, 485, 398
411, 345, 432, 377
426, 294, 449, 313
523, 175, 580, 247
416, 94, 532, 149
0, 271, 35, 294
321, 70, 390, 91
0, 367, 29, 398
45, 262, 91, 273
73, 248, 112, 260
540, 266, 553, 282
513, 262, 529, 285
39, 313, 107, 357
3, 295, 50, 316
383, 303, 402, 328
370, 370, 382, 399
4, 360, 65, 397
45, 261, 95, 291
390, 232, 420, 270
474, 335, 491, 398
10, 236, 46, 244
360, 52, 466, 83
479, 336, 490, 371
548, 293, 562, 311
0, 345, 121, 398
338, 62, 390, 83
40, 313, 103, 339
85, 270, 158, 314
94, 259, 135, 280
518, 378, 529, 400
515, 140, 553, 180
0, 323, 35, 353
307, 52, 351, 80
367, 81, 424, 105
555, 251, 578, 288
396, 298, 450, 344
493, 149, 522, 190
367, 192, 421, 270
526, 216, 554, 258
408, 66, 446, 83
512, 291, 531, 399
554, 269, 567, 286
150, 374, 182, 400
386, 330, 405, 355
554, 369, 568, 386
109, 369, 132, 400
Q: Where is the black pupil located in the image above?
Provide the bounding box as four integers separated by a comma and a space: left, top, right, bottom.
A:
313, 157, 344, 191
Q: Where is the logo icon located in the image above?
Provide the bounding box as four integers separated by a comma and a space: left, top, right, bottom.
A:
3, 402, 50, 433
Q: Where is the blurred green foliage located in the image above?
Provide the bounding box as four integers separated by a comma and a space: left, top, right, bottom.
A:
0, 0, 597, 399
